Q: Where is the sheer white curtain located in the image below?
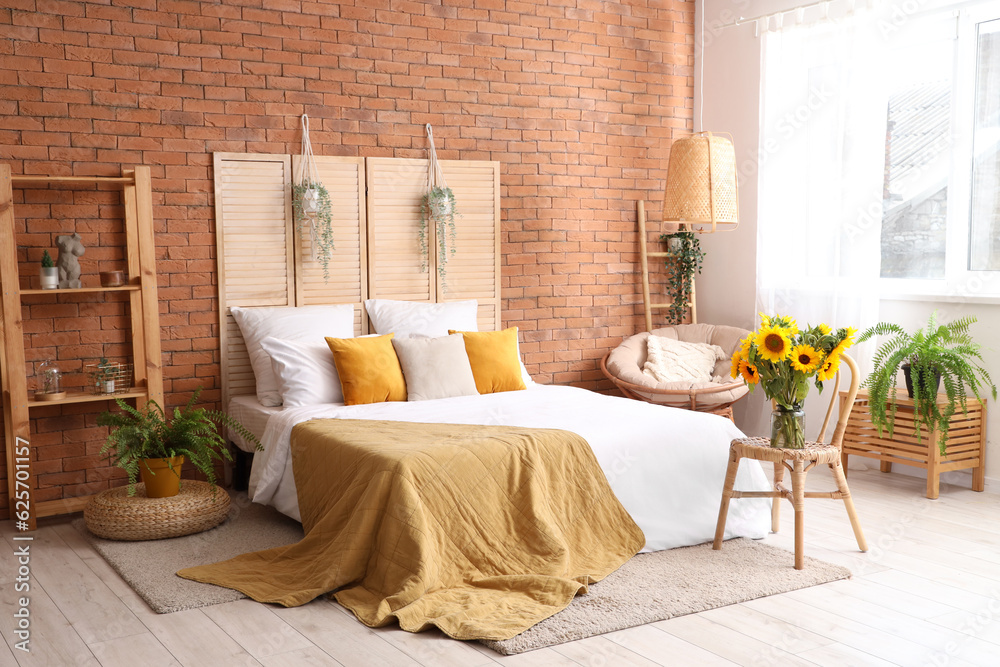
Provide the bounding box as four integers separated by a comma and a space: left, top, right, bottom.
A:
756, 15, 888, 434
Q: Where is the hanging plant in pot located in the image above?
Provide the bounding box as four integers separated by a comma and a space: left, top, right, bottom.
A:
857, 312, 996, 455
97, 387, 261, 498
658, 231, 705, 325
293, 114, 335, 281
420, 185, 458, 283
420, 124, 459, 291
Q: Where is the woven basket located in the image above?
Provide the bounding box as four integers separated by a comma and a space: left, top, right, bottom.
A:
84, 480, 231, 541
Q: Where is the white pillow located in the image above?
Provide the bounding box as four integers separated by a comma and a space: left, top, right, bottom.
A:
260, 337, 343, 407
391, 334, 479, 401
642, 335, 725, 384
230, 304, 355, 406
365, 299, 479, 338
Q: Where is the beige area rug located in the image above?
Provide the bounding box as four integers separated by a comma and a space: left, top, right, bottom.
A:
75, 491, 850, 653
483, 538, 851, 655
73, 490, 304, 613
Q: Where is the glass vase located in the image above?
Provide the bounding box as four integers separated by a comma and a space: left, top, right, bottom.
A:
770, 405, 806, 449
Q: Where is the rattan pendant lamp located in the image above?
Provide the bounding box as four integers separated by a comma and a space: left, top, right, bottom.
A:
662, 131, 739, 233
637, 131, 739, 329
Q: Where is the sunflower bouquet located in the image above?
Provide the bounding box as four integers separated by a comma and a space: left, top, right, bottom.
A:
731, 314, 856, 448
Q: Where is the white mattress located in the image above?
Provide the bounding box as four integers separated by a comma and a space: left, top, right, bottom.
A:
247, 384, 773, 553
227, 395, 282, 453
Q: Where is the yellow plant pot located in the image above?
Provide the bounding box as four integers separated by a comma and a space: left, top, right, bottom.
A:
140, 455, 184, 498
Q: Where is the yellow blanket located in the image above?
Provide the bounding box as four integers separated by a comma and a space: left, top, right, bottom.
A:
178, 419, 644, 640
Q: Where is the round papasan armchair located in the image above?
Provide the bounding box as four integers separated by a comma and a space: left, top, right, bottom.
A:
601, 323, 752, 420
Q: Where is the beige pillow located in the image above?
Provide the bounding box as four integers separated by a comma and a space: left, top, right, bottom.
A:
391, 334, 479, 401
642, 335, 725, 384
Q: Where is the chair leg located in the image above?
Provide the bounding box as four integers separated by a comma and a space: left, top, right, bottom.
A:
830, 460, 868, 553
713, 450, 741, 550
790, 460, 806, 570
771, 460, 784, 533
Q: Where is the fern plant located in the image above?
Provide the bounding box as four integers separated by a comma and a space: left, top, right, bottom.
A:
658, 231, 705, 325
98, 387, 261, 496
857, 313, 996, 454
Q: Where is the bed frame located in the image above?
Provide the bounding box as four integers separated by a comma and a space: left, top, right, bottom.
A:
213, 153, 502, 409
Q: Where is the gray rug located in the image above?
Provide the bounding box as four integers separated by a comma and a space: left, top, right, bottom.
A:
74, 490, 304, 613
483, 538, 851, 654
76, 492, 851, 653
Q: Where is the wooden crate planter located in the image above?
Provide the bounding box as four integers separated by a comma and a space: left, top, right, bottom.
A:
840, 389, 986, 499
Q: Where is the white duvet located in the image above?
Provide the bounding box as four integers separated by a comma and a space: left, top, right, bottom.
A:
249, 384, 771, 552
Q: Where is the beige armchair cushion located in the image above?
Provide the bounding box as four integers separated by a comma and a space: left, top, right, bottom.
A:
606, 324, 751, 408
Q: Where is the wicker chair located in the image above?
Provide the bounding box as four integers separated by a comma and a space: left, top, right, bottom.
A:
601, 323, 751, 420
712, 353, 868, 569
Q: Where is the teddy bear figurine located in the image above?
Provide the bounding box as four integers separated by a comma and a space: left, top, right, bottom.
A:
56, 233, 85, 289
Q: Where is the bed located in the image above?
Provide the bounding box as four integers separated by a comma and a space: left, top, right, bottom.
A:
204, 152, 772, 638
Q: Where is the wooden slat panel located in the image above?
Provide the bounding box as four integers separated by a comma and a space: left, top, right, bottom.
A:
214, 153, 294, 405
366, 158, 434, 305
291, 156, 367, 331
365, 157, 501, 331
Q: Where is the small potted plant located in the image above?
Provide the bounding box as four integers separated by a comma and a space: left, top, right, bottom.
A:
857, 313, 997, 454
98, 387, 261, 498
94, 357, 117, 394
658, 231, 705, 325
419, 186, 458, 289
39, 250, 58, 290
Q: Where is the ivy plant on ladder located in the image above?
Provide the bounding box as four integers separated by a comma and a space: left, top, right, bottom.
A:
420, 123, 458, 292
292, 114, 335, 281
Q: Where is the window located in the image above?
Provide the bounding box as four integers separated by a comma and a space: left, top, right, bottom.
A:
879, 10, 1000, 292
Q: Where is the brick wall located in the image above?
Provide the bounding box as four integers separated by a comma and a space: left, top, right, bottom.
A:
0, 0, 694, 515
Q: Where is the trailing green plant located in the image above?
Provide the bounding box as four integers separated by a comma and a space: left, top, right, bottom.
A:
857, 312, 996, 455
420, 186, 458, 291
98, 387, 261, 496
658, 231, 705, 325
292, 181, 335, 281
40, 250, 54, 268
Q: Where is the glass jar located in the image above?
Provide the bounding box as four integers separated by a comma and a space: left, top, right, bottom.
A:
770, 405, 805, 449
36, 359, 64, 400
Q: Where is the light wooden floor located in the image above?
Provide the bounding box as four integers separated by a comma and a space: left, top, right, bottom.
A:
3, 467, 1000, 667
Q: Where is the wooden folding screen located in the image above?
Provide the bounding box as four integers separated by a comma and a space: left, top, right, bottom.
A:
214, 154, 499, 405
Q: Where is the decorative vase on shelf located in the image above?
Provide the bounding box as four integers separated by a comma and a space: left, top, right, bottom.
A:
35, 359, 66, 401
770, 404, 806, 449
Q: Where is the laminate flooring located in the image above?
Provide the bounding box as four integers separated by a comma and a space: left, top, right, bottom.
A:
2, 467, 999, 666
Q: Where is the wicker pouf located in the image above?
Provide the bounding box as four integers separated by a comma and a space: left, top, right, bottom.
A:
84, 480, 231, 541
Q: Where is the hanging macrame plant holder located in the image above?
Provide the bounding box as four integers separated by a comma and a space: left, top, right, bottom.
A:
420, 123, 458, 290
292, 114, 334, 280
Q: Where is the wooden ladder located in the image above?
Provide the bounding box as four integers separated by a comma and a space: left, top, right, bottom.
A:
637, 200, 696, 332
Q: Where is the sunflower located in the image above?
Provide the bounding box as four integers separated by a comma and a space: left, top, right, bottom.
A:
755, 325, 792, 362
730, 349, 742, 379
790, 344, 821, 373
739, 360, 759, 384
817, 323, 832, 335
817, 353, 841, 382
829, 326, 857, 359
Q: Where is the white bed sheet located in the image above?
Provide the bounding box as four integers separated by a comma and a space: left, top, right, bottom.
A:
227, 395, 284, 453
248, 384, 772, 552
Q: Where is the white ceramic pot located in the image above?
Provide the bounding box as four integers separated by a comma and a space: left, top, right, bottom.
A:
40, 266, 58, 290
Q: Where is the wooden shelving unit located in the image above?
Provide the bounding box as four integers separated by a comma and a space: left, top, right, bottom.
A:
840, 388, 986, 499
0, 165, 164, 527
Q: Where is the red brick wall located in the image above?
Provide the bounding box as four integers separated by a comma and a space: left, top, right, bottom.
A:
0, 0, 694, 515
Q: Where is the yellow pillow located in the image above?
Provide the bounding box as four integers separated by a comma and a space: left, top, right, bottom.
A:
325, 334, 407, 405
449, 327, 527, 394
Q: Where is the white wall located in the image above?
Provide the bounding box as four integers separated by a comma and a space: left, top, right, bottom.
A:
698, 0, 1000, 488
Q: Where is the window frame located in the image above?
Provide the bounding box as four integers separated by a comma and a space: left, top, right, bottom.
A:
878, 5, 1000, 302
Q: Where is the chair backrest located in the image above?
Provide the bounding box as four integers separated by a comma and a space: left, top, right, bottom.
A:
815, 353, 860, 449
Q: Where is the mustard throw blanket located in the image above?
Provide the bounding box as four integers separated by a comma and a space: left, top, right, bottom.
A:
178, 420, 644, 640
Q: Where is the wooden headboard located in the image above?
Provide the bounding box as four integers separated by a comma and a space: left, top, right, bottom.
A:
213, 153, 501, 406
